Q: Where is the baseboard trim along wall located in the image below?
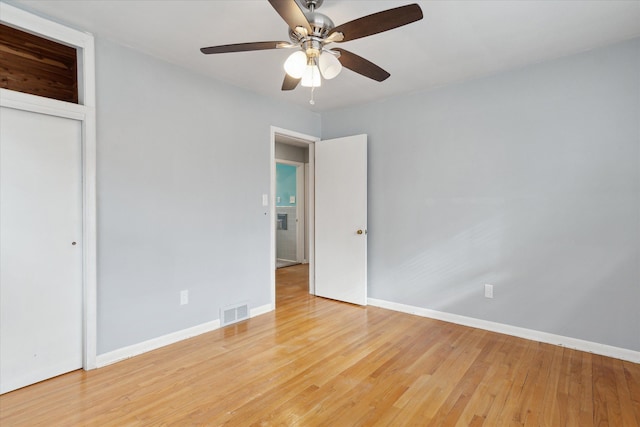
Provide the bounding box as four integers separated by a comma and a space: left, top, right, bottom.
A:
96, 303, 273, 368
368, 298, 640, 364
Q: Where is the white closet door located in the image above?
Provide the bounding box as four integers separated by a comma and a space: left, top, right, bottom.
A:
0, 106, 83, 394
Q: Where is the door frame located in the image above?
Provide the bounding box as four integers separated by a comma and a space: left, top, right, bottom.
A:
0, 3, 97, 370
275, 159, 305, 263
270, 127, 319, 307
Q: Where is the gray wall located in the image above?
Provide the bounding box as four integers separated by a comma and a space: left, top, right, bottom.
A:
321, 38, 640, 351
96, 38, 320, 354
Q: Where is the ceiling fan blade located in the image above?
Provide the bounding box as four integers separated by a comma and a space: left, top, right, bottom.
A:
328, 4, 423, 43
333, 48, 390, 82
200, 41, 288, 54
282, 74, 301, 91
268, 0, 312, 35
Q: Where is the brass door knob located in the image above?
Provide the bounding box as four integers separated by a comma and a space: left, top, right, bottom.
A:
357, 230, 363, 235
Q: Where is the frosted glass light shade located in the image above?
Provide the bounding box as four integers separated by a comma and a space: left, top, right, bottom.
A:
284, 51, 307, 78
301, 65, 322, 87
319, 53, 342, 79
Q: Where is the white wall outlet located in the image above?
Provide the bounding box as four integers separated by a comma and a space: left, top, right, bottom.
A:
484, 284, 494, 299
262, 194, 268, 206
180, 290, 189, 305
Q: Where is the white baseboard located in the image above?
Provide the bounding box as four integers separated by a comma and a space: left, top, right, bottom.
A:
250, 303, 273, 317
368, 298, 640, 364
96, 303, 273, 368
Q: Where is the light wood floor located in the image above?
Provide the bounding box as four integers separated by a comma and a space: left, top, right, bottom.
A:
1, 264, 639, 426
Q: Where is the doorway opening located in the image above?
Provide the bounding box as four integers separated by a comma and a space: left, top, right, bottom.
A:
275, 160, 305, 268
270, 127, 319, 308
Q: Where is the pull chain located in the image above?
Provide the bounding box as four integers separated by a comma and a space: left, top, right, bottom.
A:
309, 86, 316, 105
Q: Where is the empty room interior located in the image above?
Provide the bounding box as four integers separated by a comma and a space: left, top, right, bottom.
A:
0, 0, 639, 425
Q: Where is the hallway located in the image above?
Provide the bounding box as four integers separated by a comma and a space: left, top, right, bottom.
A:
276, 263, 309, 305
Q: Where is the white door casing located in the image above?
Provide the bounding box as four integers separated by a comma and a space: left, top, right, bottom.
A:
295, 162, 305, 263
0, 107, 84, 393
314, 134, 367, 305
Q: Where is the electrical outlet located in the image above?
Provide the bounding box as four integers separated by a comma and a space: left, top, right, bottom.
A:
484, 284, 493, 299
180, 290, 189, 305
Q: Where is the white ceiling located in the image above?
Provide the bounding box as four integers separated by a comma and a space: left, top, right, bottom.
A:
11, 0, 640, 112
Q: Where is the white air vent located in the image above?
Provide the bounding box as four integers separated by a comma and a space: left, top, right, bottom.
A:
220, 302, 250, 327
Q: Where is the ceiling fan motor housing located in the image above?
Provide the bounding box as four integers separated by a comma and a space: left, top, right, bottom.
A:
289, 11, 334, 57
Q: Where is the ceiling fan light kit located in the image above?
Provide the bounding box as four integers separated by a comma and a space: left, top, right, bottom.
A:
284, 50, 307, 78
318, 52, 341, 80
301, 59, 321, 88
200, 0, 424, 103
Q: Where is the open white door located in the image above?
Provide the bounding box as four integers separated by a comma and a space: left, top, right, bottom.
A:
315, 134, 367, 305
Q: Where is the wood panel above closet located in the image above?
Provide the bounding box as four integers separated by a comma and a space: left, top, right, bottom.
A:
0, 23, 78, 103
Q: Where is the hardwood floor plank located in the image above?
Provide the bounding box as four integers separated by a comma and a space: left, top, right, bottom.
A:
1, 264, 638, 426
446, 350, 508, 425
624, 361, 640, 425
614, 359, 639, 427
480, 337, 529, 426
539, 345, 565, 426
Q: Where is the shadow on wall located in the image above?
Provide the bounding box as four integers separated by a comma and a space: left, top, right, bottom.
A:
372, 193, 637, 347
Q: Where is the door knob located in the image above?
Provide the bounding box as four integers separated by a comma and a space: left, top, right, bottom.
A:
357, 229, 363, 235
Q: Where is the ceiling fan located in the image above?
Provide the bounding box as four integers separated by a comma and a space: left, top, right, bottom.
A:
200, 0, 423, 101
